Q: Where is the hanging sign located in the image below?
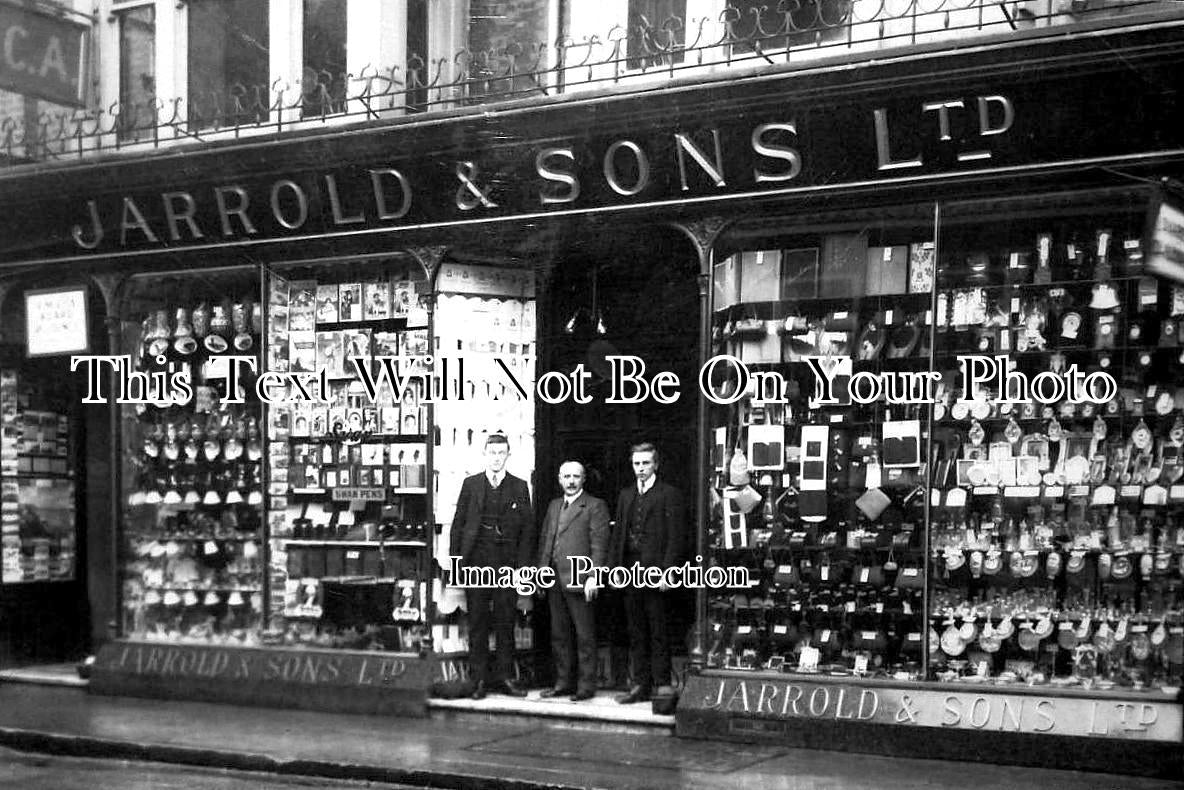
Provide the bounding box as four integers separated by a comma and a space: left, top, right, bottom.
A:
0, 3, 89, 107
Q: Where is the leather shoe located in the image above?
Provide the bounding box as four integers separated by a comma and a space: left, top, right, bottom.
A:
570, 689, 595, 702
471, 681, 487, 700
540, 686, 574, 698
497, 679, 528, 698
615, 686, 651, 704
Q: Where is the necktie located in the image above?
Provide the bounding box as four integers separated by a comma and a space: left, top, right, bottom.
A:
562, 500, 569, 510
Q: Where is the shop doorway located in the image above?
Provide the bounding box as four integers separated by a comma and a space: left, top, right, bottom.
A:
536, 224, 701, 691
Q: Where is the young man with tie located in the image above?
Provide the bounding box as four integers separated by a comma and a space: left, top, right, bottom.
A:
448, 434, 535, 699
536, 460, 610, 701
609, 442, 687, 704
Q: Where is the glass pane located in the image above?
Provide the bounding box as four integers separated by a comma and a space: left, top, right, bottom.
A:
265, 257, 437, 653
188, 0, 270, 130
117, 5, 155, 141
707, 202, 938, 679
929, 188, 1183, 694
626, 0, 686, 69
302, 0, 347, 118
119, 270, 265, 644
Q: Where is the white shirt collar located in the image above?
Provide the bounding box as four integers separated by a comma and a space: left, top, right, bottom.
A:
487, 471, 505, 488
563, 491, 583, 506
638, 476, 656, 495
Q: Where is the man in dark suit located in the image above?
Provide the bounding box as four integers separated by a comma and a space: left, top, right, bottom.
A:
449, 434, 535, 699
609, 442, 687, 704
536, 461, 610, 702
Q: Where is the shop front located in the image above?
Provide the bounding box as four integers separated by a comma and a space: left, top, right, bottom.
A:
0, 14, 1182, 774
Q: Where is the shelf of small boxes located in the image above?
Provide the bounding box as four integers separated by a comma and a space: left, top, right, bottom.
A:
265, 273, 431, 648
120, 298, 267, 643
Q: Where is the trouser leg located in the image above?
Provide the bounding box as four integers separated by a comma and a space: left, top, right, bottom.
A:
548, 588, 574, 689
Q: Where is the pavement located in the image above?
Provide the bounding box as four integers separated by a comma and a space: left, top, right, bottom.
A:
0, 682, 1179, 790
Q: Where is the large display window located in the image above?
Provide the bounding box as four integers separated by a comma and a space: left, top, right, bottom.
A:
704, 187, 1184, 697
118, 268, 266, 645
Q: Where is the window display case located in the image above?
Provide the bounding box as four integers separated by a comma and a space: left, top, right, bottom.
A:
929, 193, 1184, 694
0, 369, 76, 584
264, 257, 432, 653
119, 269, 265, 644
706, 207, 936, 680
703, 189, 1184, 697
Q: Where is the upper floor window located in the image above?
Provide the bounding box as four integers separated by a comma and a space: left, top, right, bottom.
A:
116, 4, 155, 140
188, 0, 269, 129
302, 0, 346, 117
627, 0, 686, 69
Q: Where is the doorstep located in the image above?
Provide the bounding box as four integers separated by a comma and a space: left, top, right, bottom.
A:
0, 664, 88, 688
429, 689, 676, 731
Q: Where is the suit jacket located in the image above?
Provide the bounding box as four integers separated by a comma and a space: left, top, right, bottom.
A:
537, 491, 610, 590
609, 479, 687, 569
449, 472, 535, 568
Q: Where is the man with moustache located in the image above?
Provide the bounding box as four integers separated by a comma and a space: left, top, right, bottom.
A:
536, 461, 610, 702
609, 442, 687, 704
449, 434, 534, 699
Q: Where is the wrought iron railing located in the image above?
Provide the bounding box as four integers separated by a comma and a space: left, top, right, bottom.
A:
0, 0, 1175, 168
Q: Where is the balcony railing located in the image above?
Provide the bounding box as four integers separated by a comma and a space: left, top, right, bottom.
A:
0, 0, 1175, 168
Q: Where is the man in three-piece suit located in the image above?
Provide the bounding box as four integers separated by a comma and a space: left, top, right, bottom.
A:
449, 434, 535, 699
609, 442, 687, 704
537, 461, 610, 702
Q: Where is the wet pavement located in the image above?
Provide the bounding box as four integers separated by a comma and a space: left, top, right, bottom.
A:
0, 748, 411, 790
0, 683, 1179, 790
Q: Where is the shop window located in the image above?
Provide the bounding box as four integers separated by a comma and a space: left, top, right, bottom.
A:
709, 205, 937, 679
118, 270, 265, 644
626, 0, 686, 70
302, 0, 347, 118
187, 0, 269, 130
706, 188, 1184, 696
116, 4, 155, 141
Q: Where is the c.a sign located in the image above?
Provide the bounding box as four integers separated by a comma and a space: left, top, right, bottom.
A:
1, 4, 88, 107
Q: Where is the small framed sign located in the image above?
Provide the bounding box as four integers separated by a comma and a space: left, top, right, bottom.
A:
25, 286, 89, 357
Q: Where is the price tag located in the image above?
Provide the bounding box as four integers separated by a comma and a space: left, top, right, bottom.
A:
1132, 624, 1149, 633
885, 309, 895, 325
774, 625, 788, 635
834, 311, 849, 320
346, 550, 360, 560
1125, 240, 1140, 249
1059, 622, 1073, 631
777, 564, 793, 575
1120, 485, 1143, 498
854, 654, 869, 674
976, 660, 990, 677
204, 541, 218, 555
820, 566, 830, 581
860, 567, 871, 583
875, 602, 884, 613
861, 631, 878, 641
907, 632, 921, 642
1045, 486, 1065, 498
973, 486, 997, 495
846, 601, 856, 613
798, 646, 820, 672
737, 625, 753, 634
1010, 297, 1021, 314
819, 629, 832, 643
830, 414, 844, 423
902, 567, 919, 577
